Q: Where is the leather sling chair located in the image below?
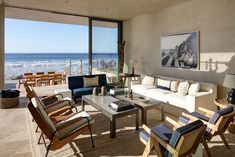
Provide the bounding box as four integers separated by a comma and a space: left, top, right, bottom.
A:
28, 97, 94, 157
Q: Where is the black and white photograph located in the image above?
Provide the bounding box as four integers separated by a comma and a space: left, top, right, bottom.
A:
161, 31, 199, 69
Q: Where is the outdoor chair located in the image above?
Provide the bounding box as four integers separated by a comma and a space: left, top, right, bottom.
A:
38, 74, 50, 86
179, 106, 235, 157
28, 97, 94, 157
52, 73, 63, 85
25, 75, 37, 87
140, 118, 206, 157
36, 72, 45, 75
18, 72, 33, 88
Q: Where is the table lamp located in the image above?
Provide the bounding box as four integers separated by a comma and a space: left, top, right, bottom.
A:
130, 60, 138, 75
223, 73, 235, 104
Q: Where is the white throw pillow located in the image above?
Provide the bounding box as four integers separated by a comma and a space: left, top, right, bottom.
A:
83, 76, 99, 87
188, 82, 200, 95
157, 78, 171, 90
170, 80, 179, 92
142, 75, 155, 86
177, 81, 190, 96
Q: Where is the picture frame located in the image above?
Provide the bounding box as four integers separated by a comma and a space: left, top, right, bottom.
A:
160, 31, 199, 69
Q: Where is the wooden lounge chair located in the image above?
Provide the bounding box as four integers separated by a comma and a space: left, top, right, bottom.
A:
18, 72, 33, 88
24, 84, 77, 117
52, 73, 63, 85
140, 118, 206, 157
36, 72, 45, 75
179, 106, 235, 157
25, 75, 37, 87
28, 97, 94, 157
38, 74, 50, 86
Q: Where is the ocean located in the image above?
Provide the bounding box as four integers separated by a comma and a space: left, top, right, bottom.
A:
5, 53, 118, 80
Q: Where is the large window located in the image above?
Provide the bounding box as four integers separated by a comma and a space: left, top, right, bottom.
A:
91, 20, 118, 83
4, 15, 122, 85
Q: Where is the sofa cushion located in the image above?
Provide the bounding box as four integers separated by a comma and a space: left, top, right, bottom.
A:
142, 75, 155, 86
157, 78, 171, 90
177, 81, 190, 96
170, 80, 179, 92
146, 88, 172, 102
188, 82, 200, 94
73, 87, 94, 97
83, 76, 99, 87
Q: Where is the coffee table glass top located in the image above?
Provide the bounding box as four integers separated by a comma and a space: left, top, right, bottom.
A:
82, 95, 137, 115
114, 92, 162, 108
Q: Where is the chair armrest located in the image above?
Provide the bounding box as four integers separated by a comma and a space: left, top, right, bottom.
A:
198, 107, 215, 117
41, 93, 64, 102
166, 116, 183, 128
143, 124, 151, 134
182, 112, 198, 121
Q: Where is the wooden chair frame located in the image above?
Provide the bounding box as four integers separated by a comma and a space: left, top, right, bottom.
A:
141, 117, 206, 157
182, 106, 235, 157
28, 101, 94, 157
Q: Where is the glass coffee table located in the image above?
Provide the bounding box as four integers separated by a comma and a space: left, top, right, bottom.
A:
81, 95, 139, 138
115, 93, 163, 125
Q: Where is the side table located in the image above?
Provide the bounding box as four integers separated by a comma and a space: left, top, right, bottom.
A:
119, 73, 140, 88
214, 98, 235, 133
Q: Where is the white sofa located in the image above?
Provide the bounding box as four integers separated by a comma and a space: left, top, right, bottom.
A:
131, 75, 217, 113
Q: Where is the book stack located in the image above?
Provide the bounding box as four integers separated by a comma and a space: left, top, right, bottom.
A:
110, 100, 134, 112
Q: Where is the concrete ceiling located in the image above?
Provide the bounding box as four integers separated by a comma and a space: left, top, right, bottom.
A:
4, 0, 190, 22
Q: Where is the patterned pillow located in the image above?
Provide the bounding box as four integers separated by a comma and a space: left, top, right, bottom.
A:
83, 76, 99, 87
142, 75, 155, 86
177, 81, 190, 96
188, 82, 200, 95
157, 78, 171, 90
170, 80, 180, 92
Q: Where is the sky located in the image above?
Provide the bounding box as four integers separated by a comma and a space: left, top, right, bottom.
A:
5, 18, 118, 53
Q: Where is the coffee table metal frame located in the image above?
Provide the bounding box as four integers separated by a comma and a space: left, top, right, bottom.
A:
81, 95, 139, 138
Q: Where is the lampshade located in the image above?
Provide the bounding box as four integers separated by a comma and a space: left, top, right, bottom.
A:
223, 74, 235, 89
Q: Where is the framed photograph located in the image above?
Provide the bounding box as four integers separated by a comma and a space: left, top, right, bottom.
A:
160, 31, 199, 69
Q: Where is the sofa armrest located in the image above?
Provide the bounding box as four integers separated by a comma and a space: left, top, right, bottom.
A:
131, 80, 141, 86
186, 92, 217, 113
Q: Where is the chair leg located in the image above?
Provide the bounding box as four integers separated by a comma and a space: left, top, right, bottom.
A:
38, 133, 43, 144
202, 139, 212, 157
35, 126, 39, 133
142, 138, 154, 157
45, 140, 52, 157
220, 134, 230, 149
88, 125, 95, 148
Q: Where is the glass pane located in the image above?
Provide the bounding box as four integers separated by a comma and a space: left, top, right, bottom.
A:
92, 20, 118, 83
5, 15, 89, 87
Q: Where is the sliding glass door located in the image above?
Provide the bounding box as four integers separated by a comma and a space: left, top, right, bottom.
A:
91, 20, 119, 83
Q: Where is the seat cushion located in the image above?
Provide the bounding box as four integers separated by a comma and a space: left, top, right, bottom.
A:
139, 124, 173, 143
73, 87, 95, 98
56, 111, 94, 139
146, 88, 172, 102
131, 84, 155, 95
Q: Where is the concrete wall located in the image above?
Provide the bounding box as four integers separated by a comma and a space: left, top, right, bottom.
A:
0, 3, 4, 90
123, 0, 235, 98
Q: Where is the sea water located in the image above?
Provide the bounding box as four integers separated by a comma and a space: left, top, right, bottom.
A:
5, 53, 118, 80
